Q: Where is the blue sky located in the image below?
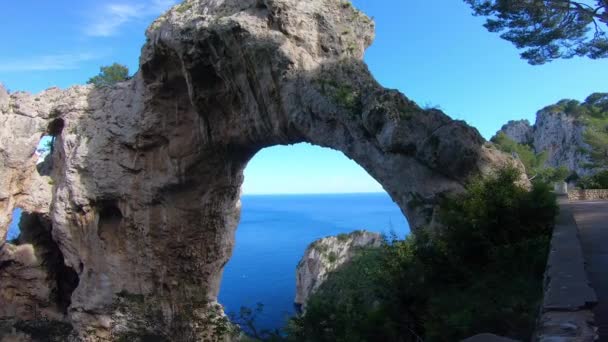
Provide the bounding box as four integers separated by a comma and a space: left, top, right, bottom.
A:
1, 0, 607, 194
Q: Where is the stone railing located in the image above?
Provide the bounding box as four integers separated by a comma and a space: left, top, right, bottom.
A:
568, 189, 608, 201
534, 197, 598, 341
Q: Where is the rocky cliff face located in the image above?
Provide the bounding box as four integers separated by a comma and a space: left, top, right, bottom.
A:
499, 120, 533, 145
498, 108, 592, 176
0, 0, 520, 340
295, 230, 382, 309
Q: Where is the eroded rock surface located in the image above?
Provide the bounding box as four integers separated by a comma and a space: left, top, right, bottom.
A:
295, 230, 382, 309
0, 0, 519, 340
498, 119, 533, 145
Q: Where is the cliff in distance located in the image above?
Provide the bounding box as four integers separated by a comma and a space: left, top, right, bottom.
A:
497, 93, 608, 177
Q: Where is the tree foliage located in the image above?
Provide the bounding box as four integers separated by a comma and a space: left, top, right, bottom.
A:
87, 63, 130, 88
465, 0, 608, 64
578, 170, 608, 188
491, 132, 545, 172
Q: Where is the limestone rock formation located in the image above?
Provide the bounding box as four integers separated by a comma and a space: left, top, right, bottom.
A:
0, 0, 520, 340
497, 108, 592, 176
498, 120, 533, 145
294, 230, 382, 309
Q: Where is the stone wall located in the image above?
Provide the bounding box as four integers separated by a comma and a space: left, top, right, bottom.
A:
534, 198, 598, 341
568, 189, 608, 201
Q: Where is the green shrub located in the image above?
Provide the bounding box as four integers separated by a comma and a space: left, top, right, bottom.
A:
491, 133, 545, 175
287, 167, 556, 342
336, 233, 350, 242
491, 132, 571, 183
578, 170, 608, 189
534, 166, 570, 184
87, 63, 130, 88
327, 251, 338, 264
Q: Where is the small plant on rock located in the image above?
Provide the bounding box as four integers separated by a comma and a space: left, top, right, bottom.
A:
87, 63, 130, 88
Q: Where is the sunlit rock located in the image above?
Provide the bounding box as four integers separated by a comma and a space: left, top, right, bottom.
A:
497, 106, 594, 177
294, 230, 382, 311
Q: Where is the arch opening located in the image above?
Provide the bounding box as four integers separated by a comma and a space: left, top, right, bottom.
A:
5, 208, 22, 244
0, 209, 79, 316
35, 118, 64, 170
47, 118, 65, 137
35, 136, 53, 164
35, 135, 56, 178
219, 143, 410, 333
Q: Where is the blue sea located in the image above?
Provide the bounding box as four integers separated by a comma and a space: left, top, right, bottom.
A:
6, 208, 22, 240
218, 193, 409, 331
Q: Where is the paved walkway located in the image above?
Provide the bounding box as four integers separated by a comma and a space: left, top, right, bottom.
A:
571, 200, 608, 339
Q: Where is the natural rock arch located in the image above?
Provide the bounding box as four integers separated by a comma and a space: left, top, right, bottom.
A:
0, 0, 518, 339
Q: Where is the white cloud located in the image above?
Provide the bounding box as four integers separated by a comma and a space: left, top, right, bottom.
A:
86, 0, 177, 37
0, 53, 99, 72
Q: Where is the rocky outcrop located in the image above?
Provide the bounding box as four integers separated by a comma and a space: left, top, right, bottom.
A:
499, 120, 533, 145
0, 0, 520, 340
295, 230, 381, 309
497, 106, 592, 176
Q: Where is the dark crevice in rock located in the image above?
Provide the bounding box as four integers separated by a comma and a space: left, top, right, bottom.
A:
97, 200, 124, 246
18, 212, 79, 314
47, 118, 65, 137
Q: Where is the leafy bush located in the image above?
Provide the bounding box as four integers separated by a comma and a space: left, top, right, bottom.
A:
542, 93, 608, 169
336, 233, 350, 242
87, 63, 130, 88
491, 132, 546, 176
578, 170, 608, 189
491, 132, 570, 183
534, 166, 570, 184
327, 251, 338, 264
422, 168, 555, 340
286, 167, 556, 342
